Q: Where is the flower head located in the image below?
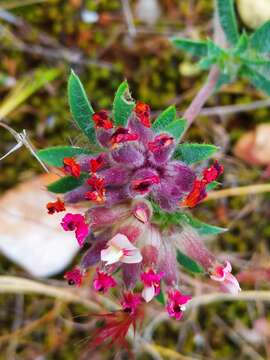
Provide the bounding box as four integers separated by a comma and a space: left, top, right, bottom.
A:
63, 157, 81, 178
100, 233, 142, 266
141, 269, 164, 302
93, 110, 113, 129
93, 268, 117, 292
210, 261, 241, 295
46, 198, 65, 214
166, 289, 192, 320
64, 268, 83, 287
61, 213, 89, 247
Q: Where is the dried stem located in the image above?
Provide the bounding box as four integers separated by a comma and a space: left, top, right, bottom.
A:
206, 183, 270, 201
1, 276, 270, 312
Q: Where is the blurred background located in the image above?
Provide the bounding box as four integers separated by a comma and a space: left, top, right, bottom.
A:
0, 0, 270, 359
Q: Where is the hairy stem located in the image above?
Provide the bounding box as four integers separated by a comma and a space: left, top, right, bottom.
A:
181, 66, 220, 137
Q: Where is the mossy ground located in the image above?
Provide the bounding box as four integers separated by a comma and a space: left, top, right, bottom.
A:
0, 0, 270, 359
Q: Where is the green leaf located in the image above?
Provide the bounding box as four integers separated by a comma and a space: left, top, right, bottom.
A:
206, 181, 220, 191
68, 70, 96, 144
217, 0, 239, 45
250, 21, 270, 54
152, 105, 176, 133
112, 81, 135, 126
155, 290, 165, 305
244, 57, 270, 80
173, 143, 219, 164
243, 65, 270, 96
164, 118, 187, 141
171, 38, 208, 57
47, 173, 89, 193
233, 32, 249, 55
178, 213, 227, 236
177, 250, 204, 273
37, 146, 94, 167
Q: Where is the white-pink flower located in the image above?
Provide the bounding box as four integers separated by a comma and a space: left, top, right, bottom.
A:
101, 233, 142, 266
210, 261, 241, 295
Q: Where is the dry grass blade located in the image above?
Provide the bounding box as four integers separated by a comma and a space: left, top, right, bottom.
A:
206, 184, 270, 200
0, 0, 49, 9
0, 67, 60, 120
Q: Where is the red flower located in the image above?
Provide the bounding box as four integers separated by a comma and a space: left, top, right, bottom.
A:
46, 198, 65, 214
180, 178, 207, 208
131, 175, 160, 195
90, 154, 105, 173
63, 157, 81, 178
134, 101, 151, 128
148, 134, 174, 153
93, 268, 117, 292
85, 175, 106, 203
61, 213, 89, 247
203, 160, 224, 184
166, 289, 192, 320
92, 110, 113, 129
121, 292, 142, 315
110, 127, 138, 145
181, 160, 224, 208
64, 268, 83, 287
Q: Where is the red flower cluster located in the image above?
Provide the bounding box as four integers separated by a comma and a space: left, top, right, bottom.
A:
181, 160, 223, 208
134, 101, 151, 128
46, 198, 65, 214
110, 127, 138, 145
93, 110, 113, 129
85, 175, 106, 203
63, 157, 81, 178
90, 154, 105, 173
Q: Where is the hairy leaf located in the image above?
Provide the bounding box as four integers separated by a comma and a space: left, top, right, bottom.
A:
173, 143, 219, 164
68, 70, 96, 144
178, 213, 227, 236
113, 81, 135, 126
152, 105, 176, 133
37, 146, 94, 167
250, 21, 270, 54
243, 65, 270, 96
171, 38, 208, 57
164, 118, 187, 141
177, 250, 204, 273
217, 0, 239, 45
47, 173, 88, 193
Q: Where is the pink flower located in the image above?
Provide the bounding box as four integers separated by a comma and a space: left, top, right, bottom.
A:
64, 268, 83, 287
61, 213, 89, 247
93, 268, 117, 292
121, 291, 141, 314
141, 269, 164, 302
210, 261, 241, 295
100, 233, 142, 266
166, 289, 192, 320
